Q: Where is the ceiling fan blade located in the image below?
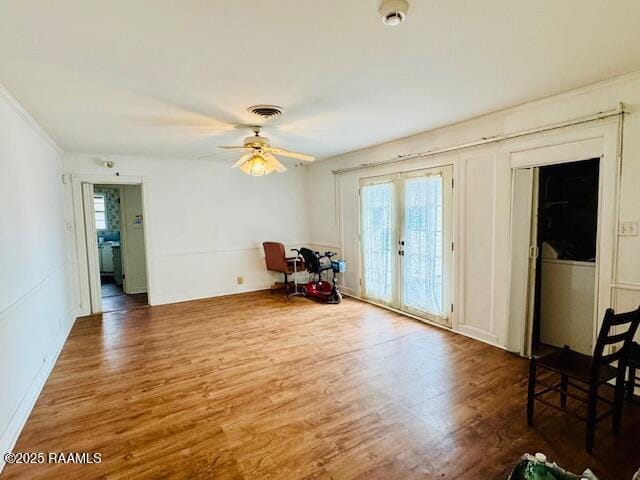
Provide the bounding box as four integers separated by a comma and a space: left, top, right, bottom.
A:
264, 153, 288, 173
219, 146, 250, 151
232, 153, 252, 168
267, 147, 314, 162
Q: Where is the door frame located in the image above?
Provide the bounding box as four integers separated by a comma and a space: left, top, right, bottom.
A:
71, 174, 154, 315
118, 185, 130, 293
82, 183, 102, 313
358, 164, 454, 326
506, 122, 619, 356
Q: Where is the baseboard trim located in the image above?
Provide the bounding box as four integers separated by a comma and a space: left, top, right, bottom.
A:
152, 282, 273, 306
0, 310, 76, 474
124, 287, 148, 295
341, 291, 454, 332
342, 291, 504, 351
455, 324, 501, 346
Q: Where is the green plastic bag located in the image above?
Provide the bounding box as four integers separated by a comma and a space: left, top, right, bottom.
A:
508, 453, 599, 480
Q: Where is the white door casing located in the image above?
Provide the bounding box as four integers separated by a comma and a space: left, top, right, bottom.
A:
81, 182, 102, 313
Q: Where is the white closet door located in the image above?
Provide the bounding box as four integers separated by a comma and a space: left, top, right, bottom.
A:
506, 167, 539, 355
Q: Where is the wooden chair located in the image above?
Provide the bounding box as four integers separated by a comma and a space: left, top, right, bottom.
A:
626, 342, 640, 403
527, 306, 640, 452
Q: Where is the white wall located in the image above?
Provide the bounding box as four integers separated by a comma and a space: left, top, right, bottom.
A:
0, 86, 76, 471
63, 155, 309, 310
306, 72, 640, 348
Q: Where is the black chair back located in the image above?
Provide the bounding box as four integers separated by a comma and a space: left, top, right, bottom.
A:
299, 248, 319, 274
591, 306, 640, 381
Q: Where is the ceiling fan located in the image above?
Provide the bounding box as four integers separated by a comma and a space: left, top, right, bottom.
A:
219, 126, 315, 176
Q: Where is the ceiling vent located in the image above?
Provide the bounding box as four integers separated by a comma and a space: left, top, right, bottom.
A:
247, 105, 283, 119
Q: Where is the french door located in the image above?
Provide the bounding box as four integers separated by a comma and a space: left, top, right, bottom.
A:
360, 165, 453, 326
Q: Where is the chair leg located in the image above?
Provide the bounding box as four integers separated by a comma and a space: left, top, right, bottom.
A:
627, 365, 637, 402
613, 366, 627, 435
586, 383, 598, 453
527, 358, 536, 425
560, 374, 568, 408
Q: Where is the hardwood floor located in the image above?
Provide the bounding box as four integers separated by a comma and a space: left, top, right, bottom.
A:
100, 279, 148, 313
4, 292, 639, 479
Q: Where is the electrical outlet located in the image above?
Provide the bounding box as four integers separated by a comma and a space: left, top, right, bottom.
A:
237, 276, 244, 285
619, 221, 639, 237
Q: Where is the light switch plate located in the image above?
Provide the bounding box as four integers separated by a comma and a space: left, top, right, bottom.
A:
619, 221, 639, 236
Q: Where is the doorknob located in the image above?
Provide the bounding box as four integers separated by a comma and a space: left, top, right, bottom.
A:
398, 250, 405, 256
399, 240, 405, 246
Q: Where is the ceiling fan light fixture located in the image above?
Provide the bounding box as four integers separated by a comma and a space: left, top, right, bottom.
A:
244, 154, 269, 177
219, 126, 315, 177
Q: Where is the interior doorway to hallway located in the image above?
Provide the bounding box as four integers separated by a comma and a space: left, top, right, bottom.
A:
84, 183, 149, 313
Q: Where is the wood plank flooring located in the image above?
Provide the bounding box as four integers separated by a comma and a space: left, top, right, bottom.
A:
101, 279, 148, 313
3, 292, 639, 479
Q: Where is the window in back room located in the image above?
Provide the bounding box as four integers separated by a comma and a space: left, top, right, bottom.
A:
94, 193, 107, 230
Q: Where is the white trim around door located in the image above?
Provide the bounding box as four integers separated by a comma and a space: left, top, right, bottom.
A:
70, 174, 155, 315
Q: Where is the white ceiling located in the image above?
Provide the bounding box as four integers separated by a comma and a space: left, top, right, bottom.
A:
1, 1, 640, 162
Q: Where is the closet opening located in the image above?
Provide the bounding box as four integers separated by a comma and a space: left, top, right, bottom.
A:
531, 158, 600, 356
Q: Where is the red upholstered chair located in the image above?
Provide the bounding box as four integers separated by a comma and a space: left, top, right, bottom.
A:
262, 242, 304, 293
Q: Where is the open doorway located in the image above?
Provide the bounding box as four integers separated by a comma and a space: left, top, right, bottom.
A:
508, 157, 601, 356
531, 159, 599, 356
86, 183, 148, 313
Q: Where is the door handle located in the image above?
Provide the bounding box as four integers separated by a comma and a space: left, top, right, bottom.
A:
528, 245, 538, 260
398, 250, 405, 256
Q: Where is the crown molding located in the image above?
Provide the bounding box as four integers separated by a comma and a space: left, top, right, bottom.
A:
0, 82, 63, 155
313, 69, 640, 166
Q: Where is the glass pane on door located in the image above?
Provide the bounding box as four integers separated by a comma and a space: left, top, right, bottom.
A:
403, 175, 443, 315
361, 182, 394, 303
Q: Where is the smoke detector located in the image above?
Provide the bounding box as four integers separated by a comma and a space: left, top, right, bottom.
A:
379, 0, 409, 26
247, 104, 283, 119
